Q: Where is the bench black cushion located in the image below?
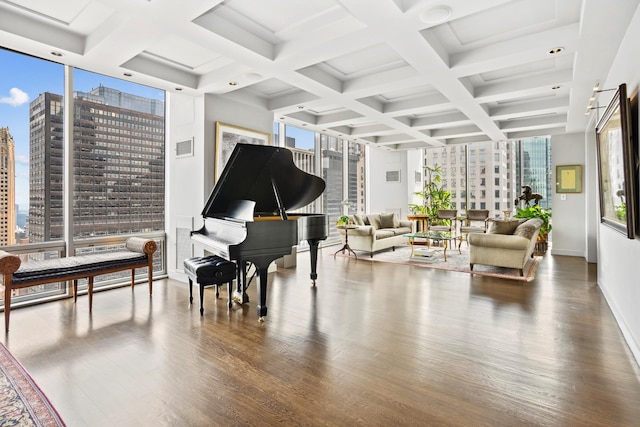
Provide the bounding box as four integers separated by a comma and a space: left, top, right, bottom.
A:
184, 256, 236, 315
11, 252, 147, 285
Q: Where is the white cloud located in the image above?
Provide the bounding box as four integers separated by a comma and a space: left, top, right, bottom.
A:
0, 87, 29, 106
15, 155, 29, 166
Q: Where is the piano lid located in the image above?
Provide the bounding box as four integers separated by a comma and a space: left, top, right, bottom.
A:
201, 143, 326, 218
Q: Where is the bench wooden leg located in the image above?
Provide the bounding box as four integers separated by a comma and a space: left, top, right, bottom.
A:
73, 280, 78, 302
148, 260, 153, 296
88, 276, 94, 312
131, 269, 135, 289
4, 283, 10, 332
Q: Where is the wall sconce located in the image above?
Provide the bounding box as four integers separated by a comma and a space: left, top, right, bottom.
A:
585, 82, 616, 116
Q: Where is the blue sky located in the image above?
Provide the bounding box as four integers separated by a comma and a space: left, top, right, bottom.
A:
274, 122, 315, 150
0, 48, 164, 210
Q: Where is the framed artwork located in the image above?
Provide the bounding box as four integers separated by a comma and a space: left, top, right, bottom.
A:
595, 83, 636, 239
556, 165, 582, 193
215, 122, 271, 178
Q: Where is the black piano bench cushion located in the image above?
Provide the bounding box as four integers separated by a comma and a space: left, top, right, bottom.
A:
184, 256, 236, 315
184, 256, 236, 284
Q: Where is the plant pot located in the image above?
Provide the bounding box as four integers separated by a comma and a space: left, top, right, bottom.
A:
534, 236, 548, 256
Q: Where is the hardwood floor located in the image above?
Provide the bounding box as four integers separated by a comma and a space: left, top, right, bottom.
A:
3, 249, 640, 426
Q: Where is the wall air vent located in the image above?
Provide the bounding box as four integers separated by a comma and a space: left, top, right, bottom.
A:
176, 138, 193, 158
386, 170, 401, 182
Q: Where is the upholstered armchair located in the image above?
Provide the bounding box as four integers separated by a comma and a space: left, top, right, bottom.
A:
429, 209, 458, 233
458, 209, 489, 248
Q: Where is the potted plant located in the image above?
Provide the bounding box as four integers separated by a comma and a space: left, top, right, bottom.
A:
409, 165, 453, 221
336, 215, 352, 227
514, 205, 552, 255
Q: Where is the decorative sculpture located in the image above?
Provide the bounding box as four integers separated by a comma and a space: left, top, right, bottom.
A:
515, 185, 543, 207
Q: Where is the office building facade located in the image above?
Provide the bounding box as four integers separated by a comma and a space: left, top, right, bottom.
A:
0, 127, 16, 245
29, 86, 165, 242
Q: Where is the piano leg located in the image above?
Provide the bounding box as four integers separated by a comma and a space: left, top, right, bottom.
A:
233, 260, 250, 304
308, 239, 321, 285
255, 266, 269, 321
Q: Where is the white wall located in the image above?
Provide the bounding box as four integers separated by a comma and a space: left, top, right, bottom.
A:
368, 146, 421, 217
594, 3, 640, 364
166, 93, 206, 276
550, 133, 587, 257
166, 93, 273, 277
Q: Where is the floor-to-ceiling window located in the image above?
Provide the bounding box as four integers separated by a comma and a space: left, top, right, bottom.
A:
424, 138, 551, 219
347, 141, 366, 215
0, 47, 166, 306
516, 136, 552, 209
274, 122, 363, 243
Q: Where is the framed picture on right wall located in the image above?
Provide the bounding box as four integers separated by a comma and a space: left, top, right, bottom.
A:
595, 83, 637, 239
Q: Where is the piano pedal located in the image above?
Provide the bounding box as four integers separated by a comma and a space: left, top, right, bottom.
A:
232, 291, 249, 304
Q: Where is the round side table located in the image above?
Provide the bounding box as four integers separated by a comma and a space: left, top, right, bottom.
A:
334, 225, 358, 259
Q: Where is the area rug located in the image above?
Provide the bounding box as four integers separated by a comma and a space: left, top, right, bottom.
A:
0, 342, 66, 426
337, 244, 540, 282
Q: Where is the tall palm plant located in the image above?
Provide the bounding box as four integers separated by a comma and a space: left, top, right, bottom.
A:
409, 165, 452, 219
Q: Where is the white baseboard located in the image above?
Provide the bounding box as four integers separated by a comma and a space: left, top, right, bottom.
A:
597, 282, 640, 370
550, 248, 584, 257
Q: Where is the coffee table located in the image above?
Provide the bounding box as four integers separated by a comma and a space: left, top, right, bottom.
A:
404, 231, 460, 262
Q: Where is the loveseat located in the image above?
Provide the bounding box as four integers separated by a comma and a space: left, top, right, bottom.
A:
468, 218, 543, 276
338, 213, 412, 257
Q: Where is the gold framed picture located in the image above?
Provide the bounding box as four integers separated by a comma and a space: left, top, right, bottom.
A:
556, 164, 582, 193
215, 122, 271, 179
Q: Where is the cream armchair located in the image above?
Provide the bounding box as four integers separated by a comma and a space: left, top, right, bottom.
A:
458, 209, 489, 249
468, 218, 542, 276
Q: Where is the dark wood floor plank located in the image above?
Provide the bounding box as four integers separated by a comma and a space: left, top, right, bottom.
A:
3, 249, 640, 426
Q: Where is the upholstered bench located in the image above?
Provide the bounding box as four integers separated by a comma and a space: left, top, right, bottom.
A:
0, 237, 157, 331
183, 256, 236, 315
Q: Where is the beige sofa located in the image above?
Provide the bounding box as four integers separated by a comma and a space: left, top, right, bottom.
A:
468, 218, 543, 276
338, 213, 412, 257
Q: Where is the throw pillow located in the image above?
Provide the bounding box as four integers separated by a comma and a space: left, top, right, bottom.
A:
367, 215, 381, 230
488, 219, 520, 235
352, 214, 364, 226
513, 222, 538, 240
379, 213, 396, 229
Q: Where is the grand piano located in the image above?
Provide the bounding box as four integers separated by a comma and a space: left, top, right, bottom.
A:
191, 143, 329, 321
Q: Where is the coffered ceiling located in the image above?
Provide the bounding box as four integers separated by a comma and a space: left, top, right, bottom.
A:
1, 0, 638, 149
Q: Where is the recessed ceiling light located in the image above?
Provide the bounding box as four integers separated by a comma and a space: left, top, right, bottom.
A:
552, 85, 561, 90
279, 117, 285, 120
297, 105, 304, 109
51, 51, 63, 57
420, 5, 452, 24
549, 47, 564, 55
302, 124, 307, 126
123, 73, 132, 77
175, 87, 183, 91
229, 81, 239, 86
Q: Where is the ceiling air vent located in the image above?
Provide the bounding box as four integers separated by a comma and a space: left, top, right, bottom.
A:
176, 138, 193, 158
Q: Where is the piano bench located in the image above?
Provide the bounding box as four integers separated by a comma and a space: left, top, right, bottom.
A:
184, 256, 236, 315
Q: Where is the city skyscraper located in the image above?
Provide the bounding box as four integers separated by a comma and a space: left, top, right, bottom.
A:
423, 138, 551, 218
28, 86, 165, 243
516, 136, 552, 209
0, 127, 16, 245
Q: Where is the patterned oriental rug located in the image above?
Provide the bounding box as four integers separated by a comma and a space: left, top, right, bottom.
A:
337, 244, 540, 282
0, 342, 66, 426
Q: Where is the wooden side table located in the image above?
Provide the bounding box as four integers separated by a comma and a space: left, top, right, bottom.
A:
334, 225, 358, 259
